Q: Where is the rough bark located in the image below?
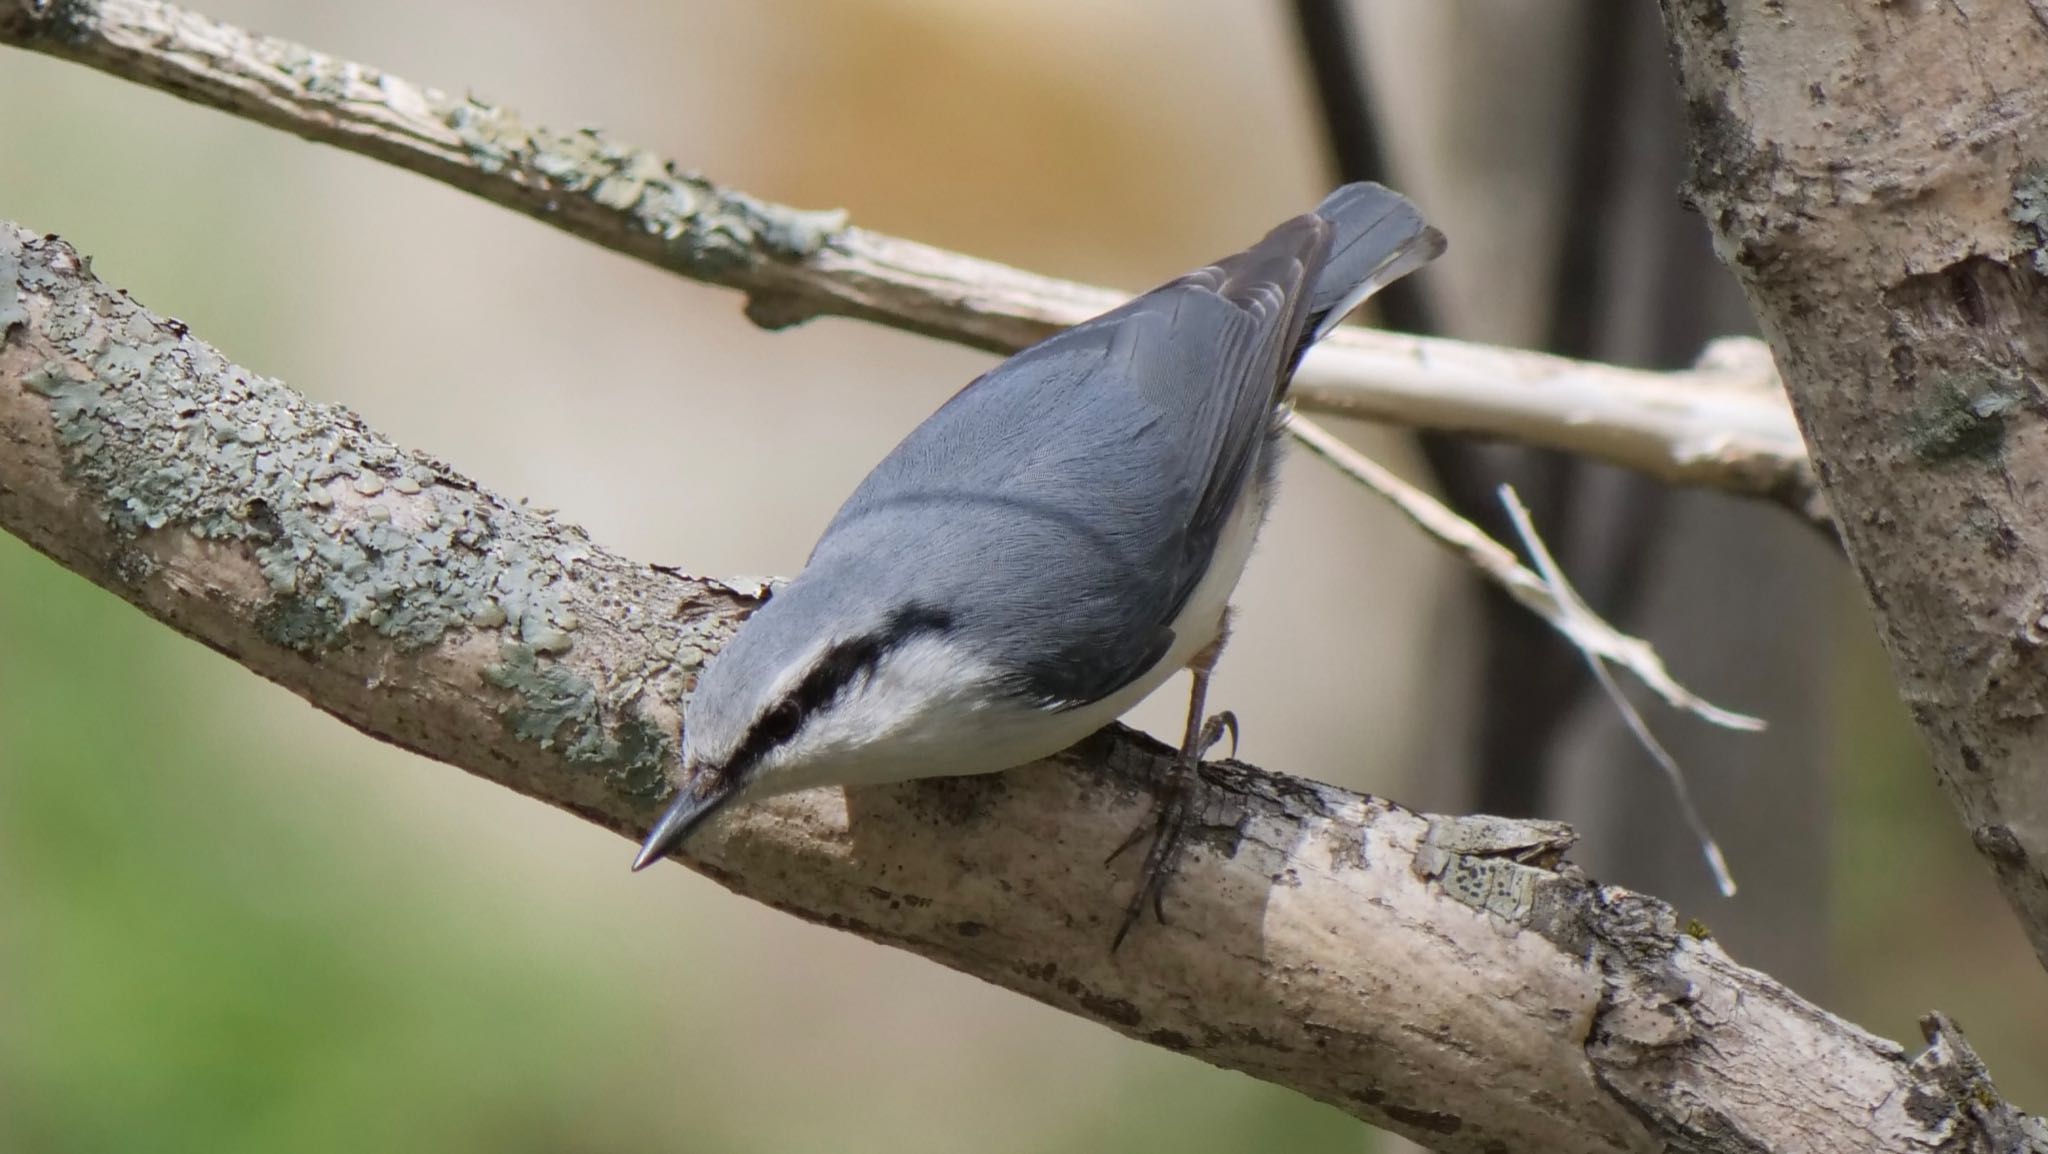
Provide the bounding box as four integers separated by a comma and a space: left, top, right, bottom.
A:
0, 0, 1824, 527
1663, 0, 2048, 973
4, 218, 2043, 1153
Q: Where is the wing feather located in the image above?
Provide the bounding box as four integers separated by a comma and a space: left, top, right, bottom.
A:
810, 187, 1438, 707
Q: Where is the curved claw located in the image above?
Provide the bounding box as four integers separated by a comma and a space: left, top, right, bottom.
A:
1107, 682, 1232, 950
1110, 781, 1193, 951
1197, 711, 1240, 761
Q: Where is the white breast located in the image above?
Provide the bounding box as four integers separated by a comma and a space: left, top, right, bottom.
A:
1053, 462, 1271, 738
775, 464, 1275, 794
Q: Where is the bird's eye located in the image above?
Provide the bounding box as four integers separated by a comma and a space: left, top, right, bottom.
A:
760, 700, 802, 744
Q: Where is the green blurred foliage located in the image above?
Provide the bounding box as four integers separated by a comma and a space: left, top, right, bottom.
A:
0, 537, 681, 1154
1828, 604, 2048, 1099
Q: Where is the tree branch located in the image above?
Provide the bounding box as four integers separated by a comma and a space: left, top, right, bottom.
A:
4, 219, 2040, 1152
1662, 0, 2048, 975
0, 0, 1827, 532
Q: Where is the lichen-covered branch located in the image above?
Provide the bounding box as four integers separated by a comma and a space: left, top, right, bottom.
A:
0, 0, 1827, 531
5, 222, 2040, 1153
1662, 0, 2048, 976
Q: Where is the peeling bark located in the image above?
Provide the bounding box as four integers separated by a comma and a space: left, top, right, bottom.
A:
4, 220, 2041, 1152
1664, 0, 2048, 973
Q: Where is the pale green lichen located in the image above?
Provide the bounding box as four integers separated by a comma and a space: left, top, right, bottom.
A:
484, 642, 614, 761
436, 98, 847, 275
478, 641, 673, 794
1412, 814, 1579, 924
5, 229, 684, 787
2008, 165, 2048, 276
1906, 372, 2026, 464
226, 14, 849, 277
270, 44, 355, 102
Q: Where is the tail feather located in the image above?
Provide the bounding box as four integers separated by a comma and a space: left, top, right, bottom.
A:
1302, 182, 1445, 344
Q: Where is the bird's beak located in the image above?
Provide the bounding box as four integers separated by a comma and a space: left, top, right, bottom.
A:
630, 771, 734, 872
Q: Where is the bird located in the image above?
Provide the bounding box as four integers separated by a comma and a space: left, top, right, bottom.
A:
632, 183, 1444, 945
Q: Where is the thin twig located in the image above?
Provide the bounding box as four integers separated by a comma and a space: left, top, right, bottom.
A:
1284, 413, 1764, 736
1499, 486, 1741, 897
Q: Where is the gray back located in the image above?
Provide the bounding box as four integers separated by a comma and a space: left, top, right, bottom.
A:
707, 184, 1437, 718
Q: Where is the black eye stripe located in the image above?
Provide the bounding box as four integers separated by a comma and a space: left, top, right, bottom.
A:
723, 603, 956, 775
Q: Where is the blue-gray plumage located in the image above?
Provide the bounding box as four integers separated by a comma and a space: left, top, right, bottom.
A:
634, 184, 1444, 938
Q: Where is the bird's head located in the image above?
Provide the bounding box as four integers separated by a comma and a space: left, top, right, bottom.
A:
630, 579, 965, 870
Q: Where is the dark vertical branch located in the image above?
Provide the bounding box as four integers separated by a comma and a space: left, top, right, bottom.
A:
1287, 0, 1435, 338
1465, 0, 1674, 816
1287, 0, 1494, 521
1287, 0, 1665, 817
1544, 1, 1630, 360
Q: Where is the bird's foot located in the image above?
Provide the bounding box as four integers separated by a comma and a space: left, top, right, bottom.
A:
1106, 710, 1240, 950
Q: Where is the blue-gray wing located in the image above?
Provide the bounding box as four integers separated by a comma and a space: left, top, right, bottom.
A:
812, 185, 1438, 707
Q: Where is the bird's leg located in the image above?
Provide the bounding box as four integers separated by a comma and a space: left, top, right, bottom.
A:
1109, 613, 1235, 950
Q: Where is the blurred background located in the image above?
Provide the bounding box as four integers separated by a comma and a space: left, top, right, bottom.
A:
1, 1, 2043, 1151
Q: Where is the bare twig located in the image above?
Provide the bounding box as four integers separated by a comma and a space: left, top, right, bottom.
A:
0, 0, 1826, 532
2, 217, 2037, 1154
1286, 414, 1764, 735
1498, 485, 1740, 898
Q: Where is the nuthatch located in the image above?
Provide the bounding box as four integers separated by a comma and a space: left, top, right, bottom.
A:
634, 184, 1443, 943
